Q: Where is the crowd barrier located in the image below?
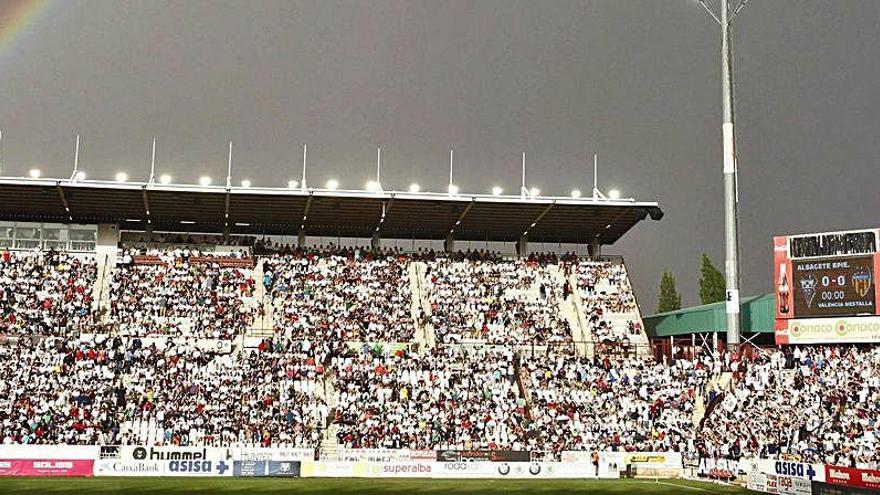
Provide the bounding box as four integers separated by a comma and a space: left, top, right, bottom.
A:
698, 456, 880, 495
7, 444, 876, 490
298, 461, 618, 479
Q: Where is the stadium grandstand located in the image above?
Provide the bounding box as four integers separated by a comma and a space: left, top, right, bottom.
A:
1, 176, 879, 495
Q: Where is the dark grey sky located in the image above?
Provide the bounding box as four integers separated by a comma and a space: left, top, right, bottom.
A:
2, 0, 879, 308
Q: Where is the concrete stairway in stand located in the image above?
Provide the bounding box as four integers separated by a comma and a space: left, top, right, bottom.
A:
409, 261, 436, 348
548, 264, 592, 358
247, 259, 275, 339
319, 367, 341, 460
566, 272, 596, 358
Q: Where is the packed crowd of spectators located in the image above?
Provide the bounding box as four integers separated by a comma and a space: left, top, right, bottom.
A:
424, 258, 573, 345
700, 345, 880, 469
522, 354, 709, 455
263, 247, 416, 343
108, 248, 256, 340
333, 345, 527, 450
0, 335, 329, 448
7, 246, 880, 474
569, 261, 644, 346
114, 336, 329, 448
0, 249, 97, 337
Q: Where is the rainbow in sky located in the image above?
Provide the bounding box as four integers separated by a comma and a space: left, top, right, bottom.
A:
0, 0, 52, 60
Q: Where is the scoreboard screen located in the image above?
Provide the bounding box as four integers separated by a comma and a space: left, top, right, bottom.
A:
791, 256, 875, 317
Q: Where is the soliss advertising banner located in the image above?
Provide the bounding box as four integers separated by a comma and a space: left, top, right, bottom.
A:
0, 459, 94, 477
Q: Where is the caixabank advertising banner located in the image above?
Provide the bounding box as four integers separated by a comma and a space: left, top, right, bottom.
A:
93, 459, 164, 477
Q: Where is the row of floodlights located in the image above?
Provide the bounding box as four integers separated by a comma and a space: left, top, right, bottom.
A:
22, 168, 621, 199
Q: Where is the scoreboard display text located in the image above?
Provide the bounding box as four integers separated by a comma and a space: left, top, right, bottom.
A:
792, 256, 875, 317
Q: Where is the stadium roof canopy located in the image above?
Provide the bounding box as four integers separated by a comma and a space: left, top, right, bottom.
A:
643, 294, 775, 338
0, 178, 663, 244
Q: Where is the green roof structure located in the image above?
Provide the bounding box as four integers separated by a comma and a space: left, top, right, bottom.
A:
643, 294, 775, 338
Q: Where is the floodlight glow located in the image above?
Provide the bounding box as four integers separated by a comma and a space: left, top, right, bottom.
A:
240, 179, 251, 188
448, 184, 459, 195
608, 189, 621, 200
158, 174, 172, 184
326, 179, 339, 190
491, 186, 503, 196
570, 189, 581, 199
408, 183, 420, 193
74, 171, 86, 181
287, 180, 299, 189
366, 180, 381, 192
529, 187, 540, 198
115, 172, 128, 182
28, 169, 41, 179
199, 176, 212, 186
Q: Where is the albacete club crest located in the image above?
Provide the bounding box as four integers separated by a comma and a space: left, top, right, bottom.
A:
800, 275, 817, 307
852, 268, 873, 298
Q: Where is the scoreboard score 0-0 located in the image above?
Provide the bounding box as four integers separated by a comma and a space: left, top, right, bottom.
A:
789, 256, 875, 317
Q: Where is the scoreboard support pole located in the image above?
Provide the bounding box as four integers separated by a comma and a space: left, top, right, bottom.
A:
721, 0, 741, 351
698, 0, 751, 351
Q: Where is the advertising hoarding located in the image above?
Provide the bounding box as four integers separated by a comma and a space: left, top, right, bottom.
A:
0, 459, 94, 477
